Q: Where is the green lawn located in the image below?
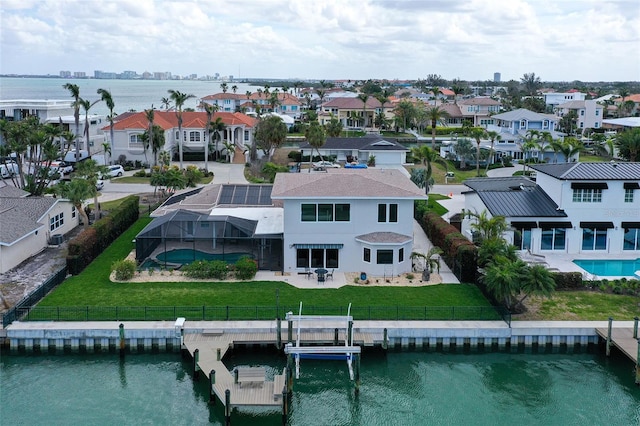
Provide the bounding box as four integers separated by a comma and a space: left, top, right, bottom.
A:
38, 217, 491, 318
520, 292, 640, 321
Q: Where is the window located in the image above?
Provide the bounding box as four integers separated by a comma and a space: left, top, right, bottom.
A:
71, 206, 76, 219
378, 203, 398, 222
623, 227, 640, 251
376, 250, 393, 264
244, 130, 249, 141
296, 249, 309, 268
580, 110, 585, 116
326, 249, 339, 268
363, 247, 371, 263
297, 248, 340, 268
520, 119, 527, 129
514, 228, 532, 250
572, 189, 602, 203
594, 122, 600, 128
582, 228, 607, 250
50, 212, 64, 231
311, 249, 324, 268
189, 131, 201, 142
595, 110, 600, 116
129, 133, 143, 148
399, 248, 404, 263
543, 120, 549, 129
301, 204, 316, 221
625, 189, 634, 203
541, 228, 565, 250
301, 203, 350, 222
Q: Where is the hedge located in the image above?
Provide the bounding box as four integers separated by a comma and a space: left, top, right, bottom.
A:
66, 195, 140, 275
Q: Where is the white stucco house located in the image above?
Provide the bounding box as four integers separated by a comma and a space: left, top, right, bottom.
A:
554, 100, 604, 131
461, 162, 640, 258
271, 168, 426, 276
107, 111, 258, 164
136, 168, 426, 277
299, 136, 409, 167
0, 182, 78, 273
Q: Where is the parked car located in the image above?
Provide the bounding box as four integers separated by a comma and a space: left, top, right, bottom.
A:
95, 179, 104, 191
313, 161, 341, 169
0, 161, 19, 178
105, 165, 125, 178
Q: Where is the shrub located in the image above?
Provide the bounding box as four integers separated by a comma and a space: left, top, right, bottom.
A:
182, 260, 228, 280
552, 272, 584, 289
233, 256, 258, 280
112, 259, 136, 280
133, 170, 147, 177
406, 273, 415, 280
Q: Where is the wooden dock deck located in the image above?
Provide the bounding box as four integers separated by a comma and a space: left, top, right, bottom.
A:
182, 329, 383, 409
595, 327, 638, 363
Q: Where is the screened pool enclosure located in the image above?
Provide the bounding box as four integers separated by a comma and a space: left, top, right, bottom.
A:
135, 209, 283, 271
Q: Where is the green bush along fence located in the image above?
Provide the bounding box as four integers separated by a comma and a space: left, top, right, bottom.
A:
13, 305, 510, 324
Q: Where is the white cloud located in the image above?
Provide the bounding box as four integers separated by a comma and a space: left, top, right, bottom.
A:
0, 0, 638, 81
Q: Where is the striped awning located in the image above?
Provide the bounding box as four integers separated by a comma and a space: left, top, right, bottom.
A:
293, 243, 344, 249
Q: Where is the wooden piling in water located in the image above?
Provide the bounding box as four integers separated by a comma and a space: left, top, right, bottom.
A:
225, 389, 231, 425
286, 354, 293, 393
193, 348, 200, 380
334, 328, 339, 346
281, 385, 288, 425
606, 317, 613, 356
634, 317, 638, 339
354, 353, 361, 396
119, 323, 125, 358
276, 318, 282, 350
288, 320, 292, 343
383, 328, 388, 350
348, 321, 353, 345
209, 370, 216, 404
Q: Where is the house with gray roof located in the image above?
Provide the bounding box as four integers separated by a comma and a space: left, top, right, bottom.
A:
462, 162, 640, 260
137, 168, 426, 276
0, 185, 78, 273
299, 135, 409, 167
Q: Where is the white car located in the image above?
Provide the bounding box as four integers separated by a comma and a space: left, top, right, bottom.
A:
313, 161, 341, 169
95, 179, 104, 191
105, 165, 125, 178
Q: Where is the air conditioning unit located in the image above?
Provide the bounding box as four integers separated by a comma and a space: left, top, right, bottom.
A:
50, 234, 64, 245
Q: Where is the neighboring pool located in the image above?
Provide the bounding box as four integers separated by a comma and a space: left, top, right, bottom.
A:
573, 258, 640, 277
155, 249, 253, 266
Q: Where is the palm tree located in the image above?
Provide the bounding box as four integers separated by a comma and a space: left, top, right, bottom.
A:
410, 145, 447, 194
305, 121, 326, 171
168, 89, 195, 169
357, 93, 369, 130
144, 106, 155, 169
451, 82, 466, 104
161, 97, 172, 111
75, 159, 106, 220
520, 72, 542, 96
470, 128, 487, 176
315, 89, 326, 107
254, 115, 288, 160
56, 178, 94, 227
63, 83, 81, 160
410, 247, 443, 279
141, 124, 165, 167
484, 130, 502, 174
483, 257, 527, 309
558, 137, 585, 163
231, 85, 238, 94
425, 106, 449, 149
209, 116, 226, 160
590, 133, 615, 159
615, 127, 640, 161
325, 115, 343, 137
78, 98, 100, 156
430, 86, 442, 106
222, 140, 235, 163
101, 142, 112, 164
220, 83, 228, 93
203, 103, 219, 172
454, 138, 474, 169
466, 209, 510, 244
97, 88, 115, 161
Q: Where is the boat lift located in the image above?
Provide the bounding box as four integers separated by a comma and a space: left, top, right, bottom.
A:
284, 302, 361, 382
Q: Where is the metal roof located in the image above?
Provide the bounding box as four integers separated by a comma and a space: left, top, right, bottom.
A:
530, 162, 640, 180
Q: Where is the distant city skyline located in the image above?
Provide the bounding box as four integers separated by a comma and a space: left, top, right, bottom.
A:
1, 0, 639, 82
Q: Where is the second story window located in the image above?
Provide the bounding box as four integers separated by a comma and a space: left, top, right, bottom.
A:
572, 188, 602, 203
625, 189, 634, 203
377, 203, 398, 223
301, 203, 350, 222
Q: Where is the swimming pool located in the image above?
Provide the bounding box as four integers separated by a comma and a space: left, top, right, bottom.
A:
154, 249, 253, 266
573, 258, 640, 277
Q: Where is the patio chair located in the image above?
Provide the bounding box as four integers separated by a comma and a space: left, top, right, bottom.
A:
326, 269, 334, 280
304, 267, 313, 279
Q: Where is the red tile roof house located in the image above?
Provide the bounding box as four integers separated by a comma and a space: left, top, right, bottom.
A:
105, 111, 258, 165
201, 92, 302, 120
318, 97, 394, 131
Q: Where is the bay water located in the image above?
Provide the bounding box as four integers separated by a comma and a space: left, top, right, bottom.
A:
0, 77, 267, 117
2, 348, 639, 425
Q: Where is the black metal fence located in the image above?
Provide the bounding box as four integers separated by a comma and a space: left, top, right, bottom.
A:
2, 267, 68, 328
9, 304, 510, 324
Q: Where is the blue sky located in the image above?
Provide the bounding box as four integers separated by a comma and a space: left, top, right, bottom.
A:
1, 0, 639, 82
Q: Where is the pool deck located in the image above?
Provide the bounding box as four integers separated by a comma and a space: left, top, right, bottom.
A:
521, 252, 640, 280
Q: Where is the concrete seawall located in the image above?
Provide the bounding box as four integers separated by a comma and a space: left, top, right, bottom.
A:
4, 320, 635, 353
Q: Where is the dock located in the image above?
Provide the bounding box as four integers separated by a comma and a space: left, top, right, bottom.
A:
595, 327, 638, 364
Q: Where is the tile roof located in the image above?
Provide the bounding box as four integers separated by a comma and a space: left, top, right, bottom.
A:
0, 196, 60, 245
299, 135, 408, 151
355, 231, 412, 244
107, 111, 257, 131
322, 97, 388, 109
458, 97, 500, 106
530, 162, 640, 180
271, 168, 426, 199
464, 177, 565, 218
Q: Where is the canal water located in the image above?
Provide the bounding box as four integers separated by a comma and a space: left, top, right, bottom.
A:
2, 348, 639, 425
